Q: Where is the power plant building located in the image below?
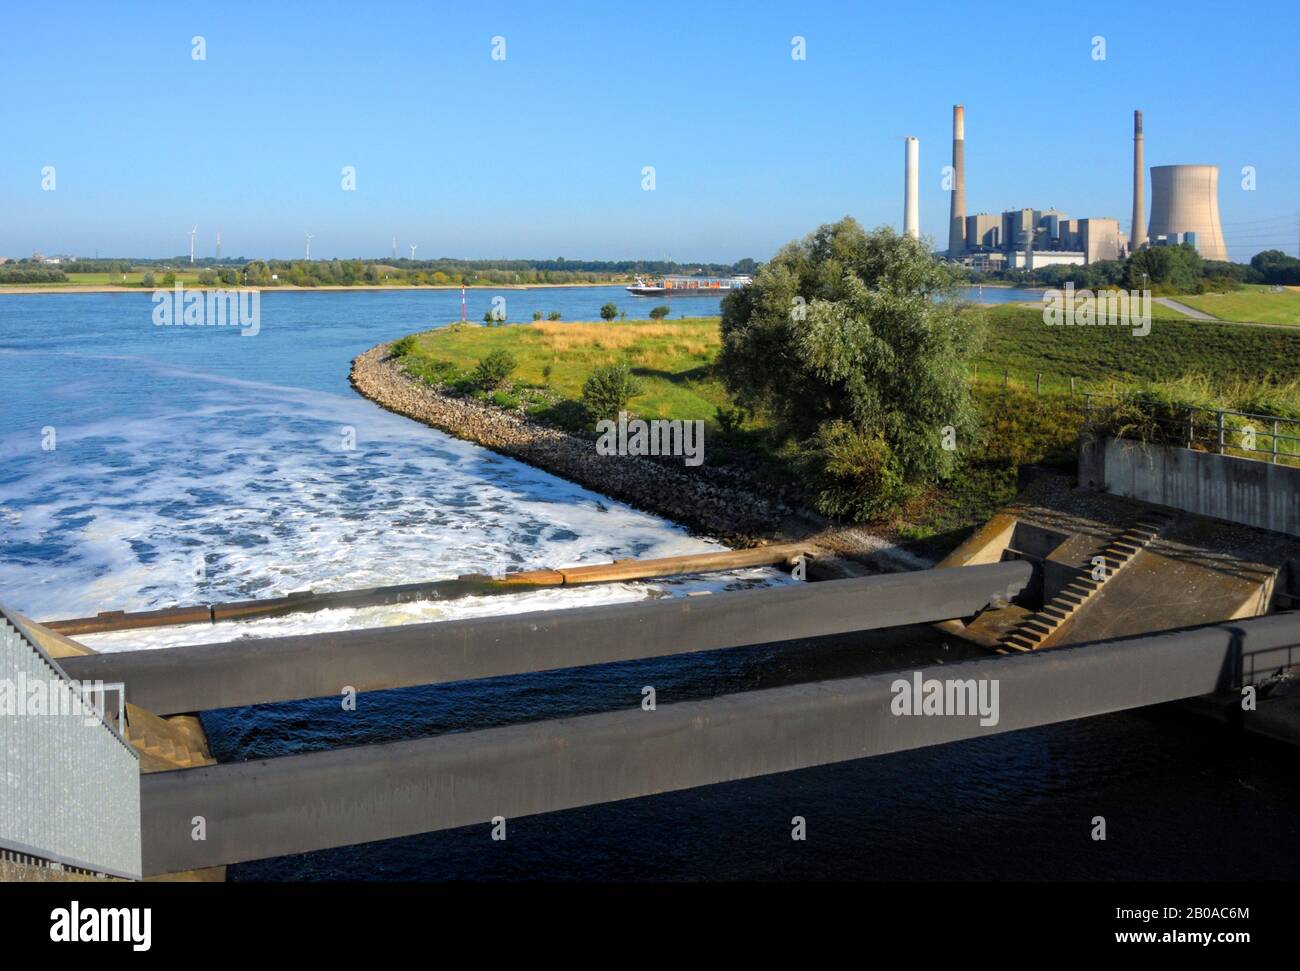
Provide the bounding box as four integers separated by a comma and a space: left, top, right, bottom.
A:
1146, 164, 1228, 262
941, 104, 1122, 268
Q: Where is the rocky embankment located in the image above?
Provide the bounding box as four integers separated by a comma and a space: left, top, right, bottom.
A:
350, 342, 813, 545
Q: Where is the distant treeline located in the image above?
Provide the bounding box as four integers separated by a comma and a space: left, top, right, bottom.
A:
964, 247, 1300, 293
2, 255, 760, 287
0, 265, 68, 283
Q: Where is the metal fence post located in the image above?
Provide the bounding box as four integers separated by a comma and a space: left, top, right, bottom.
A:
1217, 411, 1225, 454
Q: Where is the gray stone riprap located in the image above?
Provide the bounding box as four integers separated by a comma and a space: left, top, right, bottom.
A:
350, 342, 808, 545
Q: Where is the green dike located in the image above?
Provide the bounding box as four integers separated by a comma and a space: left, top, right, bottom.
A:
396, 308, 1300, 552
1171, 284, 1300, 326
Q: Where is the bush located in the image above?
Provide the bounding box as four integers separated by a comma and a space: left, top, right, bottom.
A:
404, 356, 460, 386
472, 349, 517, 389
580, 361, 643, 424
718, 217, 976, 509
600, 302, 618, 321
532, 310, 543, 321
197, 269, 217, 286
798, 420, 908, 520
649, 305, 670, 320
141, 271, 157, 288
162, 271, 177, 286
390, 335, 418, 358
547, 311, 562, 321
715, 404, 748, 438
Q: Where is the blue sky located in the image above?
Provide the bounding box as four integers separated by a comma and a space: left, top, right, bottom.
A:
2, 0, 1296, 263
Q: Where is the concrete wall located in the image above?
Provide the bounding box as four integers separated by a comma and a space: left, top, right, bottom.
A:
1081, 436, 1300, 537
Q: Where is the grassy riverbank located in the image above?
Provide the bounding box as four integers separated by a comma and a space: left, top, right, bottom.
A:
394, 305, 1300, 553
1168, 284, 1300, 326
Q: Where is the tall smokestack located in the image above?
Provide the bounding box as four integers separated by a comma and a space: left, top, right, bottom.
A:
904, 136, 919, 239
1130, 110, 1146, 253
948, 105, 966, 258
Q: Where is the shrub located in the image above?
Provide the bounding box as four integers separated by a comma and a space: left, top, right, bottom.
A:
715, 404, 748, 438
472, 349, 517, 389
718, 217, 976, 510
197, 269, 217, 286
600, 302, 618, 321
547, 311, 562, 320
532, 310, 543, 321
580, 361, 643, 423
798, 420, 908, 520
649, 305, 670, 320
141, 271, 157, 288
390, 335, 418, 358
404, 356, 460, 386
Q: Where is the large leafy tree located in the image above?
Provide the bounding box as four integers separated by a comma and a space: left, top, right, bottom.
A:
718, 217, 977, 514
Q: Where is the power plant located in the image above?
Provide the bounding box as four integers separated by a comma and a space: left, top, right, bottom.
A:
927, 104, 1227, 268
903, 136, 919, 240
947, 106, 965, 258
1147, 164, 1228, 262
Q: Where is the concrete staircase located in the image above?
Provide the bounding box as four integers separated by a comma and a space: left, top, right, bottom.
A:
123, 704, 216, 773
999, 512, 1174, 653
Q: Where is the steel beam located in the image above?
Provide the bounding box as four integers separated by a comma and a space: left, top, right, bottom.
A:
62, 563, 1030, 715
139, 612, 1300, 874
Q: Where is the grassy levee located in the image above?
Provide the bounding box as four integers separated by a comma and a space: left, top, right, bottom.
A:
975, 303, 1300, 392
395, 307, 1300, 553
1171, 284, 1300, 326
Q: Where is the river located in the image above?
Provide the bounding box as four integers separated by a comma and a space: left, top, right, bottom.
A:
1, 286, 1295, 880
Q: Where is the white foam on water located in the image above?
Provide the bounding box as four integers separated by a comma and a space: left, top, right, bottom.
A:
0, 354, 789, 650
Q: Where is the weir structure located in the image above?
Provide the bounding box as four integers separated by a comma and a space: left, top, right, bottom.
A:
4, 502, 1299, 878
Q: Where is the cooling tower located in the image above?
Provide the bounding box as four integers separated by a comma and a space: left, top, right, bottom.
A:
1147, 165, 1228, 262
904, 136, 919, 239
1130, 110, 1146, 252
947, 105, 965, 258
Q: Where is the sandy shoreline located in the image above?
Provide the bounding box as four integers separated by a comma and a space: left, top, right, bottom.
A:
0, 281, 628, 296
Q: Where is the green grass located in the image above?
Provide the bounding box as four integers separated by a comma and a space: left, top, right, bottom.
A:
396, 309, 1300, 549
403, 318, 730, 427
0, 271, 208, 288
973, 303, 1300, 393
1172, 284, 1300, 325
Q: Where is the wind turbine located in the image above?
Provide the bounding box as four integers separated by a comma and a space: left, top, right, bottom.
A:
188, 226, 198, 264
391, 236, 397, 260
409, 244, 417, 260
304, 232, 314, 261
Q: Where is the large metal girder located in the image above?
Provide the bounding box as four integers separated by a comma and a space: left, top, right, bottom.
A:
63, 563, 1031, 715
139, 612, 1300, 874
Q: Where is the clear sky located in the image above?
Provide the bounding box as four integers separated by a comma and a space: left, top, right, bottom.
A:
2, 0, 1296, 263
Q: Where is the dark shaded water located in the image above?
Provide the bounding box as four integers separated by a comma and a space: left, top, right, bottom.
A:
0, 287, 1295, 881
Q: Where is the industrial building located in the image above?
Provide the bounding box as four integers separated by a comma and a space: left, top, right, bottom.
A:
1146, 164, 1228, 262
941, 105, 1123, 269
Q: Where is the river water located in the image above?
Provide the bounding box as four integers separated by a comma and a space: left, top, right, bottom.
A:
1, 286, 1296, 880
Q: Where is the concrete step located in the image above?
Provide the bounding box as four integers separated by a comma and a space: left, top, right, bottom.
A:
1002, 634, 1037, 651
1023, 619, 1056, 635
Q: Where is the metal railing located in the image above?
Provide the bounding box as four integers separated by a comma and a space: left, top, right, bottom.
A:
0, 604, 141, 879
1082, 392, 1300, 465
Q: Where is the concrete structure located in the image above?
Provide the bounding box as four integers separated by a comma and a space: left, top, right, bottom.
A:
1080, 217, 1123, 263
1147, 164, 1228, 261
965, 213, 1000, 249
904, 136, 919, 239
1006, 250, 1086, 270
948, 105, 966, 258
1080, 436, 1300, 537
1130, 110, 1146, 253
